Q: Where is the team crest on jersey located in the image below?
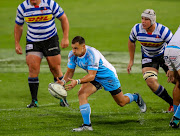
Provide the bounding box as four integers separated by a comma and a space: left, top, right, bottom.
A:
25, 14, 53, 22
156, 35, 160, 38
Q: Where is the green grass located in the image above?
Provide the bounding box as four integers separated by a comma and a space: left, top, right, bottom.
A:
0, 72, 179, 136
0, 49, 179, 136
1, 0, 180, 135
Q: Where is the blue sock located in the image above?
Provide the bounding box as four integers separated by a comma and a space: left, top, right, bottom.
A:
80, 103, 91, 125
174, 104, 180, 119
174, 105, 178, 114
124, 93, 137, 103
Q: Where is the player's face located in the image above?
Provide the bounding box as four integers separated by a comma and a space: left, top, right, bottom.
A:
30, 0, 41, 5
71, 42, 86, 57
141, 17, 151, 29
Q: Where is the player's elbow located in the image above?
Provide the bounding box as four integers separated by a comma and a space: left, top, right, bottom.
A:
89, 75, 95, 81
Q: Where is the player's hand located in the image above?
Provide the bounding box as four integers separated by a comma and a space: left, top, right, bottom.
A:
127, 61, 133, 74
61, 37, 69, 49
65, 78, 77, 91
166, 70, 174, 83
15, 44, 23, 55
56, 77, 65, 86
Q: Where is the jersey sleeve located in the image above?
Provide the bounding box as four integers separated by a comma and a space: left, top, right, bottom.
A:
129, 24, 140, 42
15, 4, 25, 25
87, 50, 100, 71
48, 0, 64, 18
67, 51, 76, 69
161, 26, 173, 44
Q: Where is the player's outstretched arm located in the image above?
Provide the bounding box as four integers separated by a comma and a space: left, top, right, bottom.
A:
127, 39, 136, 74
14, 24, 23, 55
58, 13, 69, 49
65, 70, 97, 91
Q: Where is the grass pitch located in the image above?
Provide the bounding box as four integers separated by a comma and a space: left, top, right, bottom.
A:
0, 50, 179, 136
1, 0, 180, 135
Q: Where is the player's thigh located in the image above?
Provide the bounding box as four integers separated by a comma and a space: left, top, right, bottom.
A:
142, 67, 158, 74
78, 82, 97, 97
26, 54, 42, 69
46, 54, 61, 68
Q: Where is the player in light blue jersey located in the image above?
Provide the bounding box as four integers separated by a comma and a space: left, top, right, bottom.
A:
127, 9, 174, 112
164, 26, 180, 128
57, 36, 146, 132
14, 0, 69, 108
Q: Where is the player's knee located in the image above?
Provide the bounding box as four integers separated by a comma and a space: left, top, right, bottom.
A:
143, 71, 158, 87
78, 90, 87, 100
146, 79, 155, 88
29, 65, 39, 75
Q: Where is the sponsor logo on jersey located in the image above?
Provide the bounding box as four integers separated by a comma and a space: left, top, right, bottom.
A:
140, 41, 164, 47
169, 56, 177, 61
25, 14, 53, 22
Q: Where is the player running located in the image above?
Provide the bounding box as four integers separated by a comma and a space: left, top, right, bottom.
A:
127, 9, 174, 112
57, 36, 147, 132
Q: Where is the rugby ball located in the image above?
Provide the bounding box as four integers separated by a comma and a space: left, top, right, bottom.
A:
48, 83, 67, 99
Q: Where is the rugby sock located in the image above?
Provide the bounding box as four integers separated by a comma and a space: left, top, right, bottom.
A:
174, 105, 178, 113
124, 93, 137, 103
28, 77, 39, 101
174, 104, 180, 119
80, 103, 91, 125
54, 76, 63, 82
154, 85, 173, 106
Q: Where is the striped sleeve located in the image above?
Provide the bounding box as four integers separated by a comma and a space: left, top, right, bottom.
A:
15, 4, 25, 25
49, 0, 64, 18
160, 25, 173, 44
129, 24, 139, 42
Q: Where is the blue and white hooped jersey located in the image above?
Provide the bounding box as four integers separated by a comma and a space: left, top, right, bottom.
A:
67, 45, 120, 91
15, 0, 64, 42
129, 23, 173, 58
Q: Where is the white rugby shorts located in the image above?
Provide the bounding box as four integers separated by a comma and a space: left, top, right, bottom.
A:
164, 47, 180, 71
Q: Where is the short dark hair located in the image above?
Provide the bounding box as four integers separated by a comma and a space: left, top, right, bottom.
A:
72, 36, 85, 44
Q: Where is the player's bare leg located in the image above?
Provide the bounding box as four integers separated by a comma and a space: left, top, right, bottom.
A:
73, 83, 97, 132
46, 54, 63, 78
142, 67, 173, 112
112, 90, 146, 112
26, 54, 42, 108
46, 54, 68, 107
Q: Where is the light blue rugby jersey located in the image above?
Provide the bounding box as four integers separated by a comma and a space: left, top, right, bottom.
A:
129, 23, 173, 58
68, 45, 119, 80
15, 0, 64, 42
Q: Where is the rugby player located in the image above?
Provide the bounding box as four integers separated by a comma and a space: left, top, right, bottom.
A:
127, 9, 174, 112
164, 26, 180, 128
14, 0, 69, 108
57, 36, 147, 132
